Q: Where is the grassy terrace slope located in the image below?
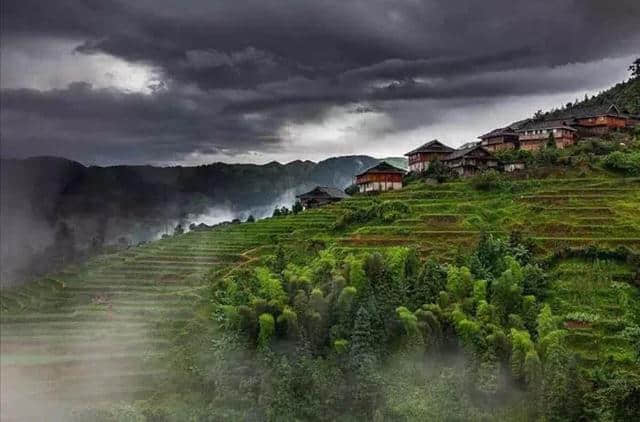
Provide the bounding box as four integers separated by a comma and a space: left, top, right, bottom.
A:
2, 174, 639, 418
0, 211, 337, 420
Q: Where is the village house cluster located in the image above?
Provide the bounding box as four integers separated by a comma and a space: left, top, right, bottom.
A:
296, 103, 638, 203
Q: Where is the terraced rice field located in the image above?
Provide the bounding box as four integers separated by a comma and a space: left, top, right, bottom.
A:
333, 177, 640, 257
1, 175, 639, 418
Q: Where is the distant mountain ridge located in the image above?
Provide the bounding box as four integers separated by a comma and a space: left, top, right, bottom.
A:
0, 154, 406, 284
1, 154, 406, 214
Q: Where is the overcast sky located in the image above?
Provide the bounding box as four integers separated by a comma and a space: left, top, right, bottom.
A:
1, 1, 639, 166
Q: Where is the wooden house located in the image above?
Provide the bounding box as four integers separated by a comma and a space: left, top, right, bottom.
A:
478, 127, 520, 152
441, 145, 499, 176
570, 104, 629, 135
404, 140, 455, 173
296, 186, 349, 209
516, 120, 577, 150
355, 162, 405, 193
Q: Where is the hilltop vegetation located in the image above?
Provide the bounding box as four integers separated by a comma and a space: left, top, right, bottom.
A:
541, 75, 640, 119
2, 135, 639, 420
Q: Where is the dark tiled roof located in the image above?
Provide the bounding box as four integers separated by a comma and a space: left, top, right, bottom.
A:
517, 119, 577, 132
550, 103, 628, 120
479, 127, 518, 139
356, 161, 406, 176
507, 119, 532, 130
442, 145, 492, 161
458, 141, 482, 150
404, 139, 455, 156
297, 186, 349, 199
573, 104, 621, 118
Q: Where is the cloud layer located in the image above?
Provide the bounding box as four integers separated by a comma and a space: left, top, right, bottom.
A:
2, 0, 639, 165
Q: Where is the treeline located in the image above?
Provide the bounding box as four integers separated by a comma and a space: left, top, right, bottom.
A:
202, 234, 640, 420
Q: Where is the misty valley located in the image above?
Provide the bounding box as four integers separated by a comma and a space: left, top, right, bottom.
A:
0, 155, 390, 285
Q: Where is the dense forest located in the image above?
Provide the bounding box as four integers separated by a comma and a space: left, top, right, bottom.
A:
194, 235, 639, 420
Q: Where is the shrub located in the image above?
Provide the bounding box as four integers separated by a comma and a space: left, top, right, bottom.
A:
381, 211, 402, 223
378, 200, 410, 215
573, 139, 616, 156
494, 148, 534, 165
333, 339, 349, 354
603, 151, 640, 175
332, 200, 409, 229
565, 312, 599, 323
534, 147, 562, 166
345, 184, 359, 195
471, 170, 503, 191
423, 160, 456, 183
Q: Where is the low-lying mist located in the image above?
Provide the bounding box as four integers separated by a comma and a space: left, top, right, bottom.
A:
0, 153, 391, 286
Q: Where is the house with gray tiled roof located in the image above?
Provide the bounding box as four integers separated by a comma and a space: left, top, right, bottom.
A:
440, 145, 499, 176
404, 140, 455, 172
296, 186, 350, 209
516, 119, 578, 150
355, 162, 406, 193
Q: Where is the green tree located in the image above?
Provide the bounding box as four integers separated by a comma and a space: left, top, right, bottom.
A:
423, 159, 454, 182
292, 200, 303, 214
277, 306, 299, 339
524, 349, 542, 388
411, 258, 447, 309
415, 306, 443, 350
510, 328, 534, 382
521, 295, 538, 336
364, 253, 401, 340
345, 254, 366, 291
258, 313, 276, 350
473, 279, 487, 305
255, 267, 286, 306
396, 306, 423, 351
350, 306, 377, 371
629, 57, 640, 78
246, 214, 255, 223
522, 264, 548, 299
490, 257, 524, 323
471, 234, 508, 280
592, 371, 640, 420
273, 244, 286, 274
350, 307, 382, 416
546, 131, 556, 149
446, 266, 474, 302
536, 304, 556, 341
541, 331, 569, 419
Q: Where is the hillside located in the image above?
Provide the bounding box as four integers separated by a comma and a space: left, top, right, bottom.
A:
2, 165, 639, 419
542, 75, 640, 119
1, 155, 406, 286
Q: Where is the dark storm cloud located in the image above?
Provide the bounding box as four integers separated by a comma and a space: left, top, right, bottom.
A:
1, 0, 639, 164
0, 83, 291, 164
